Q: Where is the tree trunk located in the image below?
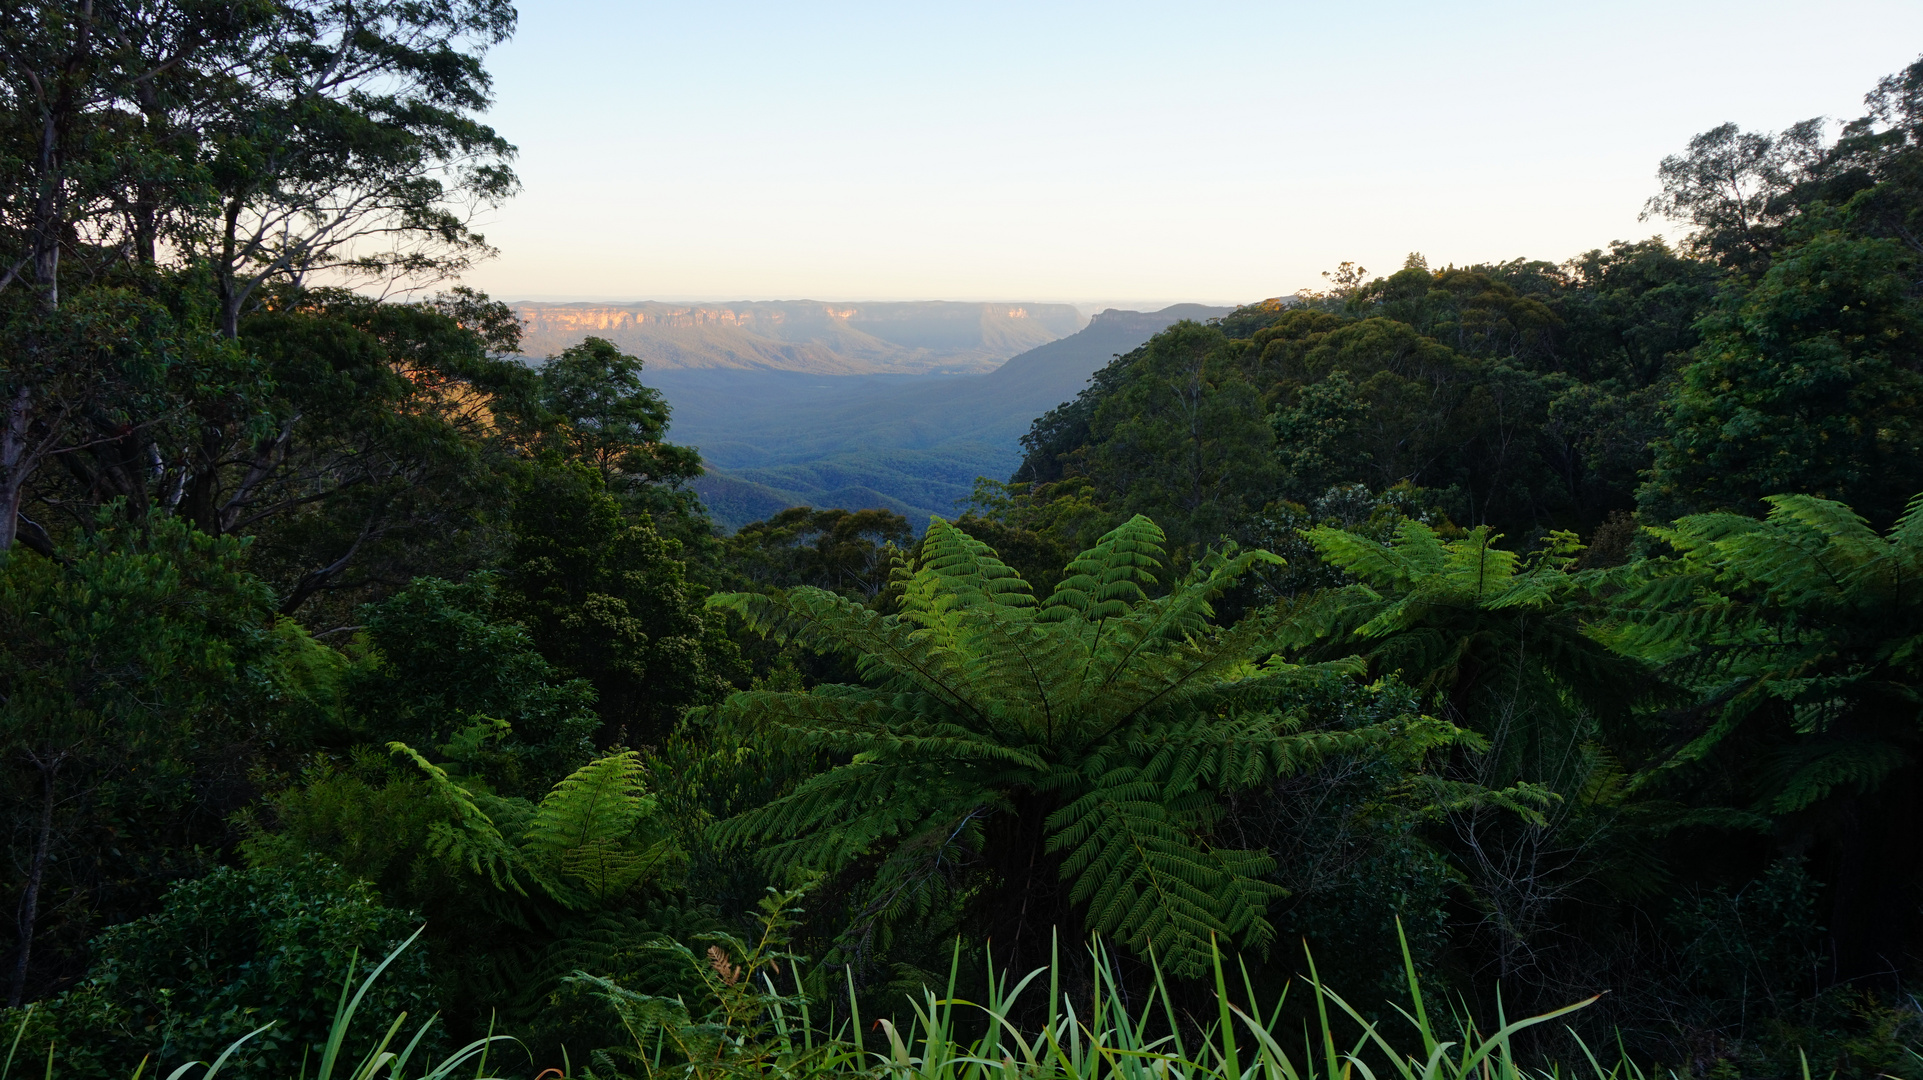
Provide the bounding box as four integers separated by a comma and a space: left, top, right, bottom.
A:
8, 759, 58, 1008
977, 790, 1072, 975
0, 386, 36, 553
182, 424, 227, 536
1828, 769, 1923, 984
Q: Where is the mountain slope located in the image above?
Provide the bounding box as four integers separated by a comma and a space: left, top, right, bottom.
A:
654, 305, 1232, 528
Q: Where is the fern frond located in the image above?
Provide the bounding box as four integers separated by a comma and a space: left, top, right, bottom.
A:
525, 751, 672, 904
901, 518, 1036, 616
389, 741, 530, 895
711, 688, 1049, 769
708, 587, 990, 718
1045, 768, 1280, 975
1891, 491, 1923, 551
1040, 515, 1166, 622
711, 759, 1000, 874
1764, 738, 1910, 814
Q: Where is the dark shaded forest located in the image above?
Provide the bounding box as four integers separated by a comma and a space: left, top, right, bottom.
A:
3, 3, 1923, 1077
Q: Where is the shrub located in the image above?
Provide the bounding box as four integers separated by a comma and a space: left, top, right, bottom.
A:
3, 862, 437, 1079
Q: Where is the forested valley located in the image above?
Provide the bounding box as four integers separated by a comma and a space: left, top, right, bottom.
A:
4, 3, 1923, 1078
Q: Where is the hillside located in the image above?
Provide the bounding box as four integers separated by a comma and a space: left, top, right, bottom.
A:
511, 300, 1084, 375
652, 305, 1231, 528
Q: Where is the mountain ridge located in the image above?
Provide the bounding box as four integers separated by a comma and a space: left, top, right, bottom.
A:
510, 299, 1085, 375
657, 304, 1232, 528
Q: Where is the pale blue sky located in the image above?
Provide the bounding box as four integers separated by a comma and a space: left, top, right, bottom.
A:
462, 1, 1923, 306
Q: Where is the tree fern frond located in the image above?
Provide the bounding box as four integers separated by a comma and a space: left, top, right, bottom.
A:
1307, 525, 1426, 591
1765, 738, 1910, 814
1891, 491, 1923, 551
390, 741, 530, 895
1080, 547, 1285, 701
711, 688, 1049, 768
524, 751, 670, 904
1044, 771, 1280, 975
1040, 515, 1167, 622
901, 518, 1036, 616
708, 587, 991, 718
711, 760, 998, 875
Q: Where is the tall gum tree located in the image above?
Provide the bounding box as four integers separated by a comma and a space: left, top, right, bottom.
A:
0, 0, 519, 557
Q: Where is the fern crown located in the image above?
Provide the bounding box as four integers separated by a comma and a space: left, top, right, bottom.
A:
705, 515, 1451, 973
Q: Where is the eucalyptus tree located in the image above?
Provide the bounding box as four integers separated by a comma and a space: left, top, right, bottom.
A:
0, 0, 522, 556
0, 0, 260, 553
177, 0, 520, 337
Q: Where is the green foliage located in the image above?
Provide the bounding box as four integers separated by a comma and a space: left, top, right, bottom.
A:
15, 11, 1923, 1073
1599, 490, 1923, 983
0, 514, 296, 1003
1642, 226, 1923, 528
501, 460, 736, 746
570, 885, 826, 1080
722, 507, 911, 602
1220, 675, 1458, 1002
706, 516, 1467, 975
1301, 520, 1645, 780
539, 338, 702, 491
1081, 322, 1279, 549
1657, 860, 1923, 1079
0, 862, 437, 1080
342, 575, 599, 794
1670, 859, 1825, 1018
0, 279, 258, 554
227, 288, 542, 619
1022, 243, 1721, 546
248, 741, 689, 1057
1606, 492, 1923, 812
587, 911, 1606, 1080
390, 745, 681, 912
1036, 513, 1163, 622
952, 479, 1111, 595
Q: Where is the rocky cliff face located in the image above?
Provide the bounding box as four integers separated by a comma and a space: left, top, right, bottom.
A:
510, 300, 1085, 375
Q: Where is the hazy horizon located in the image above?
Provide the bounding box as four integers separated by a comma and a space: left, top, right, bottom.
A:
496, 296, 1230, 312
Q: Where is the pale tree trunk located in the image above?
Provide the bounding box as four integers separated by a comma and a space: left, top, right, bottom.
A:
1, 62, 67, 553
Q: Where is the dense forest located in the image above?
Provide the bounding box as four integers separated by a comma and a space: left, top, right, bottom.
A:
2, 2, 1922, 1078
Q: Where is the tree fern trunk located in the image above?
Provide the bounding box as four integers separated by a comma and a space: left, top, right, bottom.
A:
1824, 764, 1923, 984
975, 789, 1072, 975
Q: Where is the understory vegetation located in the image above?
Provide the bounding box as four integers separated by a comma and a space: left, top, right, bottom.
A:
3, 3, 1923, 1077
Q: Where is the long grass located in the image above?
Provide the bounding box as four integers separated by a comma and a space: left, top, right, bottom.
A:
765, 928, 1640, 1080
9, 920, 1824, 1080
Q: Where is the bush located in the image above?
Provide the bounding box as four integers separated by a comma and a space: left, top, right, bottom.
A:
3, 862, 438, 1079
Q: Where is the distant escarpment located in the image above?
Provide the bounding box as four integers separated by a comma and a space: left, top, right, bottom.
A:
657, 303, 1232, 529
510, 300, 1086, 375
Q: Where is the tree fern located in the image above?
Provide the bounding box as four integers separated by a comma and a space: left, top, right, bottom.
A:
1301, 520, 1648, 789
706, 515, 1462, 975
1603, 490, 1923, 811
1293, 517, 1694, 972
392, 744, 677, 909
389, 743, 529, 895
1595, 489, 1923, 976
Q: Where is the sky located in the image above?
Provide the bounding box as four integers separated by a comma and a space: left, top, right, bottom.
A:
459, 1, 1923, 307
